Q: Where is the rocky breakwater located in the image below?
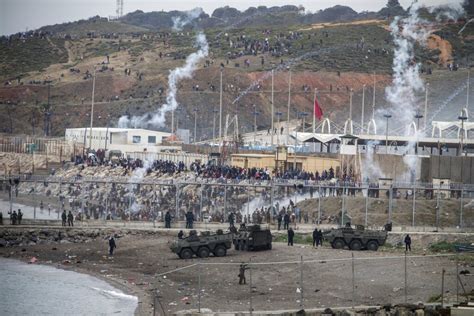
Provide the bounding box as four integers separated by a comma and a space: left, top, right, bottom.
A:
0, 228, 165, 248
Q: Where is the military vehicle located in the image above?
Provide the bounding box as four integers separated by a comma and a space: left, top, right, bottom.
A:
233, 224, 272, 251
324, 225, 387, 251
170, 230, 233, 259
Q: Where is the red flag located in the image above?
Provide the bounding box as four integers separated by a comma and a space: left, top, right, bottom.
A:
314, 95, 323, 121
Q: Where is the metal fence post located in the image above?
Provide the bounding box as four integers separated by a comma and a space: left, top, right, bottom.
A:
404, 251, 408, 303
341, 188, 345, 227
351, 252, 355, 309
57, 180, 61, 220
456, 252, 459, 303
436, 189, 441, 229
460, 189, 464, 228
33, 181, 37, 220
223, 184, 227, 220
247, 187, 250, 222
249, 257, 253, 315
388, 186, 393, 224
412, 185, 416, 227
198, 263, 201, 313
364, 190, 368, 227
270, 181, 274, 224
300, 255, 304, 308
441, 268, 445, 307
175, 184, 179, 220
318, 185, 321, 224
200, 184, 204, 221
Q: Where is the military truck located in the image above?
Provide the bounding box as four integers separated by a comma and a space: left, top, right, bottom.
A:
233, 224, 272, 251
170, 230, 233, 259
324, 225, 387, 251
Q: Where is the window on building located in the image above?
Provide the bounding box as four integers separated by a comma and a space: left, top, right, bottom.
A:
148, 136, 156, 144
132, 136, 141, 143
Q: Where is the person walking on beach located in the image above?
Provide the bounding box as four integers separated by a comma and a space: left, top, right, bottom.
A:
109, 235, 117, 256
67, 211, 74, 227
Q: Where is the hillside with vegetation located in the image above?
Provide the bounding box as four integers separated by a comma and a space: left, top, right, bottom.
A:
0, 1, 472, 138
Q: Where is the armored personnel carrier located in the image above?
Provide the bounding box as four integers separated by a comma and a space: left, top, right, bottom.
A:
324, 225, 387, 251
233, 224, 272, 251
170, 230, 233, 259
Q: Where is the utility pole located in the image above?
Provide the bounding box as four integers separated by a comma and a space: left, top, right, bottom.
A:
219, 68, 223, 143
212, 109, 218, 141
276, 112, 283, 145
467, 69, 470, 114
459, 113, 468, 156
271, 69, 274, 147
193, 108, 198, 143
312, 88, 317, 133
384, 113, 392, 154
372, 72, 376, 120
89, 67, 96, 149
424, 83, 429, 132
171, 110, 174, 134
287, 70, 291, 145
361, 85, 366, 133
253, 106, 260, 144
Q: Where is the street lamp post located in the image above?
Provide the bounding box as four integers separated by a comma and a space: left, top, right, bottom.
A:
459, 113, 468, 156
383, 113, 392, 154
212, 109, 218, 142
252, 106, 260, 145
193, 108, 198, 143
414, 112, 423, 154
275, 111, 283, 145
89, 67, 96, 150
300, 112, 309, 153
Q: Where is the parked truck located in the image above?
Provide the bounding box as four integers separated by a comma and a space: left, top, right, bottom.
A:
170, 230, 233, 259
324, 225, 387, 251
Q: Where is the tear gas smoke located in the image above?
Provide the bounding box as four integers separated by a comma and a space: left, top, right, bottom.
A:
118, 32, 209, 129
172, 7, 204, 31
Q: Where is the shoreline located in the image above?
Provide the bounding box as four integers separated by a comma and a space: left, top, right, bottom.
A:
1, 255, 151, 316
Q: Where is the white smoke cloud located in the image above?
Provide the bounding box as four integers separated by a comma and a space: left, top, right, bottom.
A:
172, 7, 204, 31
428, 2, 465, 21
361, 141, 385, 182
118, 32, 209, 129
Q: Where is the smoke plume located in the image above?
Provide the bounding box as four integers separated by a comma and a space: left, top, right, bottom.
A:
172, 7, 204, 31
118, 32, 209, 129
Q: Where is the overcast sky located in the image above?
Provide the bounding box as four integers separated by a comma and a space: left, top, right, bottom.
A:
0, 0, 463, 35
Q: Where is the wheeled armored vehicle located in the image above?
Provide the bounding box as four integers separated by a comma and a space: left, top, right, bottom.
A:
170, 230, 233, 259
324, 225, 387, 251
233, 224, 272, 251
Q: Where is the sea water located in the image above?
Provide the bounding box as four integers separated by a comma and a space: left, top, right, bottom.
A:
0, 258, 137, 315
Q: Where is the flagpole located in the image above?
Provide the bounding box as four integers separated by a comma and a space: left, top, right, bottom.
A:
313, 88, 317, 133
372, 72, 376, 120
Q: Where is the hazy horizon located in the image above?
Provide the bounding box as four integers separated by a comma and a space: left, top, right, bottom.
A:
0, 0, 464, 36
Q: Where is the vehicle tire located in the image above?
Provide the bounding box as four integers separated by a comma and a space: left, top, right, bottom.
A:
180, 248, 193, 260
366, 240, 379, 251
214, 245, 227, 257
333, 239, 345, 249
198, 247, 210, 258
349, 239, 362, 251
267, 243, 272, 250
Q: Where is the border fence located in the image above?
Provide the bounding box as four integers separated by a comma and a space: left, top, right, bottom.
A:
1, 175, 473, 229
151, 252, 470, 314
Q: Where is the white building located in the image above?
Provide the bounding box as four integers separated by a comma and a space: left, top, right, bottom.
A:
65, 127, 175, 153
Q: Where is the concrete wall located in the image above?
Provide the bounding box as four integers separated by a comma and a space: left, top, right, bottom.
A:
422, 155, 474, 184
365, 154, 419, 182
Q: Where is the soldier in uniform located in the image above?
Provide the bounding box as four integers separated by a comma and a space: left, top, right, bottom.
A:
67, 210, 74, 226
288, 227, 295, 246
178, 230, 184, 239
61, 210, 67, 226
109, 235, 117, 256
238, 263, 249, 285
165, 211, 171, 228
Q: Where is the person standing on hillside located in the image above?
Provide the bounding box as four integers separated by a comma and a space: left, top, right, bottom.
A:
312, 228, 318, 248
17, 209, 23, 225
283, 212, 290, 230
165, 211, 171, 228
277, 213, 282, 231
